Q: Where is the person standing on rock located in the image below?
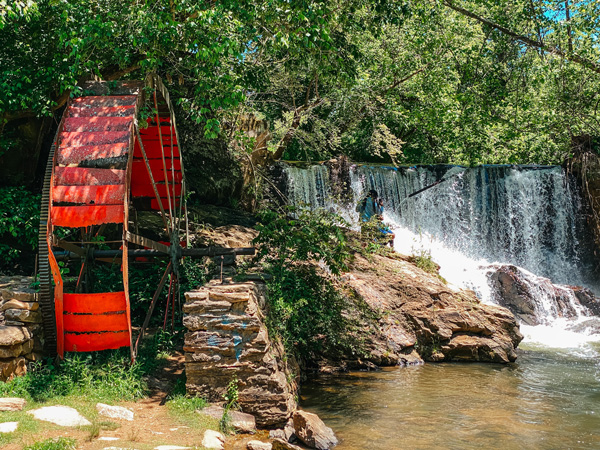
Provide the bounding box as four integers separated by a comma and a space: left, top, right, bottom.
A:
356, 189, 395, 247
356, 189, 379, 222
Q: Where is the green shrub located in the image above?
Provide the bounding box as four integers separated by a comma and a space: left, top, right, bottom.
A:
0, 350, 147, 402
254, 206, 350, 276
167, 394, 209, 413
0, 186, 40, 272
219, 375, 240, 434
24, 437, 76, 450
411, 249, 438, 274
254, 207, 364, 360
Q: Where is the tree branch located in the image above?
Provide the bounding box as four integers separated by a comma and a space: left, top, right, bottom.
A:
272, 97, 325, 160
443, 0, 600, 75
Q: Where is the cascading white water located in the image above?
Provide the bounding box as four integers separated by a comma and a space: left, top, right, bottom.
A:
284, 164, 600, 348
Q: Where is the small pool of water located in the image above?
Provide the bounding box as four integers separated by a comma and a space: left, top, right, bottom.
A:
300, 345, 600, 449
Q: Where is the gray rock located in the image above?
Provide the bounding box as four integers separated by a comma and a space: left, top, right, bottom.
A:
0, 338, 33, 358
269, 418, 296, 442
0, 300, 38, 311
0, 288, 36, 302
271, 438, 304, 450
198, 405, 256, 433
247, 441, 272, 450
28, 405, 91, 427
4, 309, 42, 324
0, 356, 26, 381
202, 429, 225, 449
0, 325, 30, 346
0, 422, 18, 433
292, 410, 338, 450
96, 403, 134, 421
0, 397, 26, 411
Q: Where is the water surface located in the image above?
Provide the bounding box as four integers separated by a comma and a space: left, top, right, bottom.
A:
300, 346, 600, 450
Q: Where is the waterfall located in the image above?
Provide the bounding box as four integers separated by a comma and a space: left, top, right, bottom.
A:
283, 163, 600, 348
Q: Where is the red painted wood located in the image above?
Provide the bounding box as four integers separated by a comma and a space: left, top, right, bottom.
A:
51, 205, 124, 227
63, 292, 128, 314
48, 241, 65, 359
60, 131, 130, 147
71, 95, 137, 107
131, 160, 182, 182
68, 105, 136, 118
131, 182, 182, 198
53, 185, 124, 205
58, 143, 129, 165
63, 313, 129, 333
55, 167, 125, 186
63, 116, 133, 133
64, 331, 130, 352
134, 140, 180, 158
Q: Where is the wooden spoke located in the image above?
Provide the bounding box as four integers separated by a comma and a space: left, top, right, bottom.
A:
133, 261, 172, 357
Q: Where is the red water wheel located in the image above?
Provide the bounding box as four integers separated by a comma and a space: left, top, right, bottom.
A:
38, 75, 188, 359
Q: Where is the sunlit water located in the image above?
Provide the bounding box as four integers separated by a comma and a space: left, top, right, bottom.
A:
301, 346, 600, 450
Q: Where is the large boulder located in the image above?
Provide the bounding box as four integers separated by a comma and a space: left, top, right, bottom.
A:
271, 439, 304, 450
485, 264, 600, 325
335, 253, 523, 365
292, 410, 338, 450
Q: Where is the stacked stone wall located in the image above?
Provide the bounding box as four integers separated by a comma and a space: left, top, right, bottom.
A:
0, 276, 44, 380
183, 280, 297, 427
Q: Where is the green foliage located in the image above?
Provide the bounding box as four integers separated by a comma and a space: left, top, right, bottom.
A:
23, 437, 76, 450
179, 258, 211, 293
411, 249, 438, 275
220, 375, 240, 434
0, 329, 181, 403
0, 186, 39, 271
254, 206, 350, 276
254, 207, 365, 360
0, 351, 146, 402
167, 394, 209, 413
223, 375, 239, 409
3, 0, 600, 182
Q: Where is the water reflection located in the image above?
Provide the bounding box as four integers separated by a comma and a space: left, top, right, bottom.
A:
300, 348, 600, 449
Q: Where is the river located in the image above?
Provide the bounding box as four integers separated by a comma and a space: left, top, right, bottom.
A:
301, 344, 600, 450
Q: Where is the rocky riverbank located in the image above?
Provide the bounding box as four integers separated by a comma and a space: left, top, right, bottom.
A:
321, 251, 523, 370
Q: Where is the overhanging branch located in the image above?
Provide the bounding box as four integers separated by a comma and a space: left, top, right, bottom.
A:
443, 0, 600, 75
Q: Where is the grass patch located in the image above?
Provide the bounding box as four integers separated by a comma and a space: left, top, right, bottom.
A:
0, 329, 183, 404
23, 437, 76, 450
0, 410, 40, 447
0, 351, 147, 403
165, 380, 216, 431
167, 394, 209, 413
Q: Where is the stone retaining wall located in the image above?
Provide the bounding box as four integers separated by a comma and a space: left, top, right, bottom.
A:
0, 276, 43, 380
183, 280, 297, 427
